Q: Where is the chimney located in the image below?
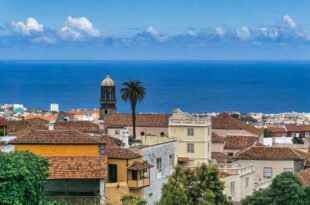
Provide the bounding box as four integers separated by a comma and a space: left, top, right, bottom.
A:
122, 128, 129, 148
48, 122, 55, 131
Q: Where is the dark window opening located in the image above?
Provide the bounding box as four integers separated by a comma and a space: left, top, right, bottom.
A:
132, 170, 138, 180
108, 164, 117, 182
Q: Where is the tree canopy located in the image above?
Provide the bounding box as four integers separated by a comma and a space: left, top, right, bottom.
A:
242, 172, 310, 205
0, 151, 68, 205
158, 164, 232, 205
121, 194, 146, 205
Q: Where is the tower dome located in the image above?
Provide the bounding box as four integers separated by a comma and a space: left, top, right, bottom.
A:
101, 73, 115, 86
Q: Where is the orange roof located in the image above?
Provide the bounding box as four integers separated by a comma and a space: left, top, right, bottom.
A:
212, 113, 263, 136
211, 132, 225, 143
127, 161, 153, 170
48, 156, 107, 179
178, 156, 189, 162
224, 135, 260, 150
212, 152, 231, 163
219, 171, 237, 178
234, 146, 310, 161
104, 113, 170, 129
297, 168, 310, 186
24, 115, 57, 122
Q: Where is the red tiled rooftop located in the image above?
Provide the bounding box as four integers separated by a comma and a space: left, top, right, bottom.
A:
211, 132, 225, 143
47, 156, 107, 179
234, 146, 310, 161
9, 130, 102, 145
105, 146, 141, 159
212, 152, 231, 163
224, 135, 260, 150
212, 113, 263, 136
104, 113, 169, 129
54, 121, 101, 133
297, 168, 310, 186
127, 161, 153, 170
0, 117, 7, 126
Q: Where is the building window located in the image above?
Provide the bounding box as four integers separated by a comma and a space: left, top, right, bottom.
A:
143, 161, 149, 175
230, 181, 235, 196
187, 128, 194, 136
114, 130, 120, 135
208, 128, 210, 135
245, 177, 249, 188
160, 132, 165, 137
187, 144, 195, 153
263, 167, 273, 178
132, 170, 138, 180
305, 132, 310, 137
284, 168, 294, 172
140, 131, 145, 136
157, 158, 162, 172
207, 143, 210, 152
169, 154, 174, 167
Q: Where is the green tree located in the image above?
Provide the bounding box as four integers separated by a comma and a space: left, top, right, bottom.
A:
242, 172, 309, 205
292, 136, 304, 144
264, 129, 273, 138
0, 151, 68, 205
121, 194, 146, 205
121, 80, 146, 139
159, 164, 232, 205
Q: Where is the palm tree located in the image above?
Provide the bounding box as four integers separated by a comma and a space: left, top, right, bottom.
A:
121, 80, 146, 139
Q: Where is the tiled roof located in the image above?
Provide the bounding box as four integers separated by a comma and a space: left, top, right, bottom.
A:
297, 168, 310, 186
234, 146, 310, 161
0, 117, 6, 126
9, 130, 102, 145
24, 115, 57, 122
212, 152, 231, 163
212, 113, 263, 136
6, 120, 48, 135
91, 135, 119, 147
219, 171, 237, 178
224, 135, 260, 150
105, 146, 141, 159
47, 156, 107, 179
298, 125, 310, 132
211, 132, 224, 143
54, 121, 101, 133
104, 113, 169, 129
127, 161, 153, 170
267, 126, 286, 133
285, 124, 300, 132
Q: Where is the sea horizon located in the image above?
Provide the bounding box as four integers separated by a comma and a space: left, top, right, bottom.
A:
1, 60, 310, 113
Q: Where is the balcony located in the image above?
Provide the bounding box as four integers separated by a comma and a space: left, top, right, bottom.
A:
218, 163, 255, 176
128, 177, 150, 189
127, 161, 153, 189
169, 118, 211, 127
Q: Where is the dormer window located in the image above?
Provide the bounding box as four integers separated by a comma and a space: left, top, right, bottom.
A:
99, 145, 105, 155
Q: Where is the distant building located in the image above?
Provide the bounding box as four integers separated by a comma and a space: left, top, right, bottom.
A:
233, 146, 310, 181
50, 103, 59, 113
104, 113, 169, 141
168, 109, 211, 167
99, 74, 116, 120
0, 117, 7, 136
9, 130, 108, 205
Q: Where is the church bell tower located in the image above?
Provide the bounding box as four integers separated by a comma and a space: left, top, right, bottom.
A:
99, 73, 116, 120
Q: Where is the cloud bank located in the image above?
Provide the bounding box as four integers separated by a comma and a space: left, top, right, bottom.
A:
2, 15, 310, 59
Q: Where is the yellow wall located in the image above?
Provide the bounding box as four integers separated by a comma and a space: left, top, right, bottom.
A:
108, 158, 138, 182
169, 126, 211, 167
15, 145, 99, 156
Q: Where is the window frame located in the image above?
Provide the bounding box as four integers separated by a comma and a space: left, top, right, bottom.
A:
156, 158, 162, 173
187, 143, 195, 153
187, 128, 194, 136
263, 167, 273, 178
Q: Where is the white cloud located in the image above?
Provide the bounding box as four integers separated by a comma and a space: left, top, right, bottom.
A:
60, 16, 100, 40
136, 26, 168, 42
10, 17, 43, 35
283, 15, 296, 28
215, 27, 225, 37
237, 27, 251, 40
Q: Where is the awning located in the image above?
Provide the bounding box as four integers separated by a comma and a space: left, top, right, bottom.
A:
127, 161, 153, 170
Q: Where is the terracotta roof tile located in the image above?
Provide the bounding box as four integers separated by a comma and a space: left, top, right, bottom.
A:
104, 113, 169, 129
54, 121, 101, 133
212, 152, 231, 163
6, 120, 48, 135
105, 146, 141, 159
211, 132, 224, 143
285, 124, 300, 132
297, 168, 310, 186
127, 161, 153, 170
9, 130, 102, 145
234, 146, 310, 161
212, 113, 263, 136
219, 171, 237, 178
24, 115, 57, 122
224, 135, 260, 150
267, 126, 286, 133
47, 156, 107, 179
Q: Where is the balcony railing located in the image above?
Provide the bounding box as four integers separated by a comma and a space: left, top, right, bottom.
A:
128, 177, 150, 189
255, 178, 272, 190
169, 118, 211, 126
218, 164, 255, 176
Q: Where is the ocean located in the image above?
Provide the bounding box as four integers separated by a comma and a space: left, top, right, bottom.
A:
1, 60, 310, 113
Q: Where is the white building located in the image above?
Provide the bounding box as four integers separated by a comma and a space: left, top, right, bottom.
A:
50, 104, 59, 113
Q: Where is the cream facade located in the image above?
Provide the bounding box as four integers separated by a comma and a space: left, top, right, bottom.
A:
235, 160, 299, 182
219, 164, 256, 203
168, 109, 211, 167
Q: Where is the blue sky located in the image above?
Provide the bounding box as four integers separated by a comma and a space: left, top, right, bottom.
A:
1, 0, 310, 60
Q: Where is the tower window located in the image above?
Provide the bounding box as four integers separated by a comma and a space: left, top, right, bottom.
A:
104, 110, 108, 114
140, 131, 145, 136
160, 132, 165, 136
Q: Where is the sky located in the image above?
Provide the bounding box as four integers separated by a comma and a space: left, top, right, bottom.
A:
1, 0, 310, 60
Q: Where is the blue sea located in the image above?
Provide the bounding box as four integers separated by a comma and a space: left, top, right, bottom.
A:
1, 60, 310, 113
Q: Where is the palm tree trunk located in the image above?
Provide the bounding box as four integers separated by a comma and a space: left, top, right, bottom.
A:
131, 104, 136, 139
